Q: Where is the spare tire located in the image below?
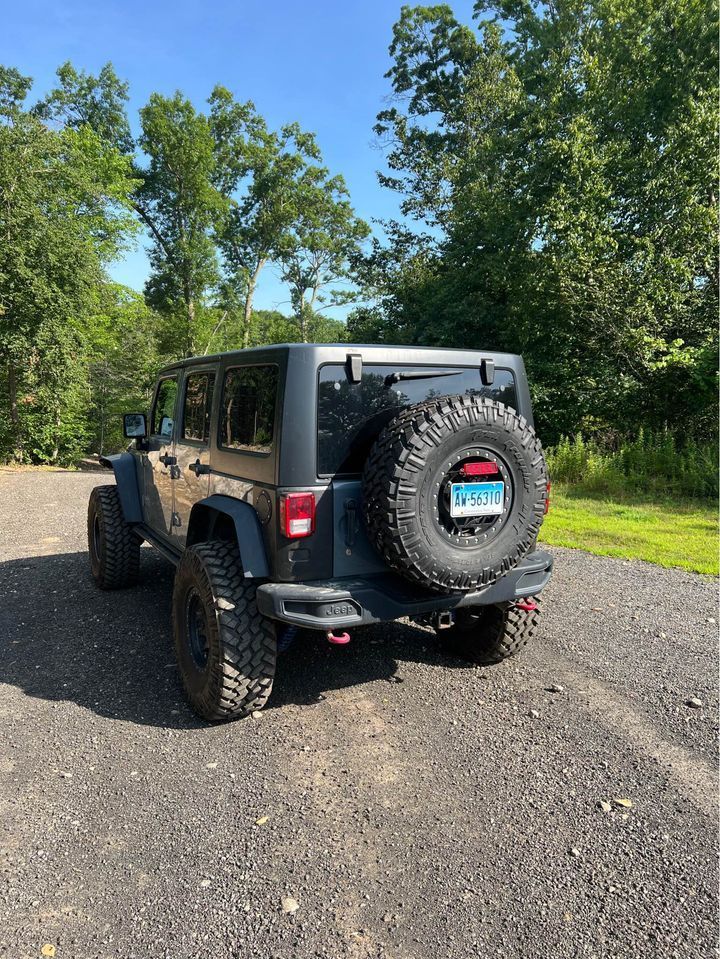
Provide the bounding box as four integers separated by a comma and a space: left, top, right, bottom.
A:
362, 395, 548, 594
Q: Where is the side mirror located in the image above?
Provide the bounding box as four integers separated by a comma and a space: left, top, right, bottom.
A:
123, 413, 147, 439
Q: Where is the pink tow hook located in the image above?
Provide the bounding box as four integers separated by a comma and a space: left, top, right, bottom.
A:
326, 629, 351, 645
515, 600, 538, 611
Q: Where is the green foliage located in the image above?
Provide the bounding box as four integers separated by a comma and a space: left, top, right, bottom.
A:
85, 286, 161, 454
210, 90, 327, 346
0, 68, 138, 463
247, 309, 348, 347
0, 58, 367, 465
34, 61, 134, 154
138, 92, 228, 357
546, 432, 718, 500
278, 168, 370, 341
365, 0, 719, 444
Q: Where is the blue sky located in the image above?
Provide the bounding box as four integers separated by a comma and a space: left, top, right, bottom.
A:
3, 0, 478, 318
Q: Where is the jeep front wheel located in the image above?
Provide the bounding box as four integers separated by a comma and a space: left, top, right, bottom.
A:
438, 597, 542, 665
87, 485, 141, 589
171, 541, 277, 722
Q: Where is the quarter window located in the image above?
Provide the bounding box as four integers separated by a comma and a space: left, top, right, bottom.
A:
219, 365, 278, 453
151, 377, 178, 438
182, 372, 215, 443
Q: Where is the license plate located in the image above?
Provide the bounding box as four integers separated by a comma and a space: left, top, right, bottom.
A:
450, 481, 505, 517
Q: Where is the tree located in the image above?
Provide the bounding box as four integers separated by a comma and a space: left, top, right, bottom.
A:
210, 88, 327, 347
36, 65, 225, 360
0, 66, 137, 462
279, 168, 370, 341
368, 1, 718, 441
137, 92, 228, 357
34, 60, 133, 154
85, 285, 160, 454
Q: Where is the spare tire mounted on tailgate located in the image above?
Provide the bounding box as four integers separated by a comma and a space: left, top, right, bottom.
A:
362, 395, 548, 593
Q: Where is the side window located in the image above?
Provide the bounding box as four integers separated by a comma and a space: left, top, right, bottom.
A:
219, 365, 278, 454
151, 377, 178, 438
182, 372, 215, 443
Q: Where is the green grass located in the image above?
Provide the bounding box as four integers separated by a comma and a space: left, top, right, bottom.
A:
539, 484, 719, 576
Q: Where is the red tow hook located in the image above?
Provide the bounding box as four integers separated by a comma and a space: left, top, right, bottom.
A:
326, 629, 351, 645
515, 600, 538, 611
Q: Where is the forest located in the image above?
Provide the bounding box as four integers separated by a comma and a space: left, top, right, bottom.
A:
0, 0, 717, 477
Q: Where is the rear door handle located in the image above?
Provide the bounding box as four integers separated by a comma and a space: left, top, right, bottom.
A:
189, 459, 210, 476
159, 453, 177, 467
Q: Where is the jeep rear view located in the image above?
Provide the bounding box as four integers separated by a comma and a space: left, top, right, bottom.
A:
88, 344, 552, 721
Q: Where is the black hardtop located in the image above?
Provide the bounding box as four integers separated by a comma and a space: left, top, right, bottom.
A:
157, 342, 525, 377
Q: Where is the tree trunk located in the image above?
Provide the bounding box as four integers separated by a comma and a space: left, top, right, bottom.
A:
186, 288, 196, 357
242, 257, 267, 348
8, 360, 19, 456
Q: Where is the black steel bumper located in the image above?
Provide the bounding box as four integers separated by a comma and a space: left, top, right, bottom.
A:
256, 549, 553, 629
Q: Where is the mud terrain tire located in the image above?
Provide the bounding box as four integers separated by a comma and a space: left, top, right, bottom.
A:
172, 541, 276, 722
438, 597, 542, 665
363, 396, 547, 593
88, 484, 141, 589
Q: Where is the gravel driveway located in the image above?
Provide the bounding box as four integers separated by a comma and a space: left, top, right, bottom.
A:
0, 470, 717, 959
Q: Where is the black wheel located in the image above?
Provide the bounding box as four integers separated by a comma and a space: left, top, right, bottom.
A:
87, 485, 141, 589
171, 541, 277, 722
439, 597, 542, 665
363, 395, 548, 593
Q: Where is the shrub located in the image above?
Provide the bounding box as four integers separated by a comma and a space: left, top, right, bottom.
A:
545, 432, 718, 500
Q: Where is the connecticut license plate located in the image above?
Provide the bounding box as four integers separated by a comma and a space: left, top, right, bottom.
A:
450, 481, 505, 517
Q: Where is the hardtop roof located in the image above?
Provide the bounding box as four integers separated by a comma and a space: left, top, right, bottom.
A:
157, 342, 522, 377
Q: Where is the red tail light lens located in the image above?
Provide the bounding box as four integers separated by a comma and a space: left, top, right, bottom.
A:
280, 492, 316, 539
544, 480, 551, 514
462, 461, 499, 476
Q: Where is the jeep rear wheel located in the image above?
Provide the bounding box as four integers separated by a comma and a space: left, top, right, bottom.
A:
87, 485, 141, 589
439, 597, 542, 665
363, 395, 547, 593
172, 541, 276, 722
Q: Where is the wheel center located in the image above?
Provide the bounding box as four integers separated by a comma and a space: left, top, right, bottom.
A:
185, 589, 210, 669
433, 447, 512, 547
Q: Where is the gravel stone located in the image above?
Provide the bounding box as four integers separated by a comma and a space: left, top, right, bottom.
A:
0, 470, 717, 959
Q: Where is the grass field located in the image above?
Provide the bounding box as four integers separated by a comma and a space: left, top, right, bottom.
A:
540, 485, 718, 576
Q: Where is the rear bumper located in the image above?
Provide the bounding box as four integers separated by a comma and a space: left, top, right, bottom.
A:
256, 549, 553, 629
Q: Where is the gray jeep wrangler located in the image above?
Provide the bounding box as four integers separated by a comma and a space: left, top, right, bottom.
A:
88, 344, 552, 721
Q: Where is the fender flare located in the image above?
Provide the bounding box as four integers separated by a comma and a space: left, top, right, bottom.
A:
187, 494, 270, 579
99, 452, 143, 523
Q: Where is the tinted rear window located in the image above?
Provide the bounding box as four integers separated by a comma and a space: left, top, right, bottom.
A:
317, 364, 517, 475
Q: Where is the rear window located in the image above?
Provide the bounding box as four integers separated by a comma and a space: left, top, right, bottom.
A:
317, 364, 517, 476
182, 372, 215, 443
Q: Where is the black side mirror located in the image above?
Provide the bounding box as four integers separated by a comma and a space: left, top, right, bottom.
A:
123, 413, 147, 439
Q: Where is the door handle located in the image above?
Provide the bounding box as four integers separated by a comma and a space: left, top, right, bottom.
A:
189, 459, 210, 476
159, 453, 177, 467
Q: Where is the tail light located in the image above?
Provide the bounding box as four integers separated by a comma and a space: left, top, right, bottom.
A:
280, 492, 316, 539
462, 461, 499, 476
544, 480, 551, 514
